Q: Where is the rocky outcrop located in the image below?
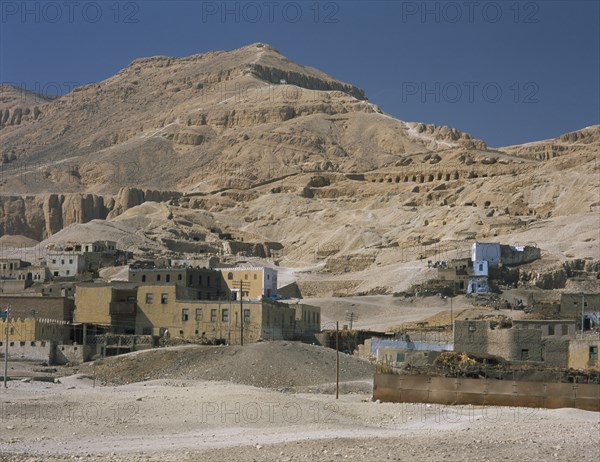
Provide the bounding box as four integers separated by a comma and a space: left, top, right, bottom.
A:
107, 187, 181, 219
0, 194, 108, 240
247, 63, 366, 100
0, 188, 182, 241
514, 259, 600, 290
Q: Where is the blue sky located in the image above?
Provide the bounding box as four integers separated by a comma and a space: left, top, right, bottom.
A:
1, 0, 598, 146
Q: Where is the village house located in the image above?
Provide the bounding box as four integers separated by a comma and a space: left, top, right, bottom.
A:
74, 282, 320, 344
217, 266, 278, 300
127, 265, 225, 300
560, 292, 600, 321
0, 259, 50, 293
46, 240, 121, 278
436, 242, 541, 294
0, 293, 74, 321
453, 319, 599, 370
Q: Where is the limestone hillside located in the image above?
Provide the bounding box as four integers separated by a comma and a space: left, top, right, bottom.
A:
0, 43, 598, 295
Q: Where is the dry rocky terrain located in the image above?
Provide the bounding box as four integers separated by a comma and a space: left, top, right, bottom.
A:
0, 43, 597, 298
1, 343, 598, 462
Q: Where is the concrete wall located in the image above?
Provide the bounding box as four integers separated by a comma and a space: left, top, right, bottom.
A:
373, 374, 599, 412
0, 340, 54, 362
378, 347, 441, 367
0, 318, 70, 343
54, 344, 89, 365
371, 338, 453, 357
0, 280, 29, 293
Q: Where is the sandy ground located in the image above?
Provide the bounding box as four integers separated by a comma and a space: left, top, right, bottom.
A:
0, 375, 598, 462
305, 294, 480, 331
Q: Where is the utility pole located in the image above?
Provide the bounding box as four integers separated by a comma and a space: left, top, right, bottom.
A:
227, 298, 231, 345
3, 304, 10, 388
581, 293, 585, 339
232, 280, 250, 346
450, 296, 453, 333
345, 311, 358, 330
335, 321, 339, 400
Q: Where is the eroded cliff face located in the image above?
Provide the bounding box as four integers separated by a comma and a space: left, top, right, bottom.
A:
0, 187, 180, 241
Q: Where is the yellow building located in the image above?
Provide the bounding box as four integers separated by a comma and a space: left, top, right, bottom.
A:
135, 284, 298, 343
75, 283, 138, 333
0, 317, 70, 343
568, 339, 600, 370
219, 267, 278, 300
74, 282, 320, 344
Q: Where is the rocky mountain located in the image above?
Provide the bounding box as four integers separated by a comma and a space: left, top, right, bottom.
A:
0, 43, 598, 295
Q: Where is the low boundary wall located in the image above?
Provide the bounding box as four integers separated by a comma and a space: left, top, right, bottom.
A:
373, 374, 599, 412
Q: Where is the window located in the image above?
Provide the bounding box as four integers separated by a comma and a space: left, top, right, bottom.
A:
222, 309, 229, 322
254, 274, 257, 280
182, 309, 189, 321
195, 308, 202, 321
548, 324, 555, 335
157, 274, 161, 282
210, 309, 217, 322
243, 309, 250, 323
189, 275, 193, 285
590, 346, 598, 361
69, 259, 73, 264
161, 293, 168, 304
146, 293, 153, 304
143, 328, 151, 335
228, 272, 233, 280
244, 274, 248, 280
61, 260, 65, 265
478, 263, 483, 271
396, 353, 406, 363
521, 349, 529, 360
166, 274, 171, 282
66, 270, 70, 275
142, 275, 146, 282
267, 274, 270, 280
178, 274, 182, 281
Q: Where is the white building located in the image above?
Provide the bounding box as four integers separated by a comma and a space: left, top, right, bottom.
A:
45, 240, 119, 278
471, 242, 501, 266
472, 260, 489, 277
467, 278, 490, 294
46, 252, 87, 277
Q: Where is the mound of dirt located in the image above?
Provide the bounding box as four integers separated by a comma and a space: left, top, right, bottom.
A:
81, 341, 375, 390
